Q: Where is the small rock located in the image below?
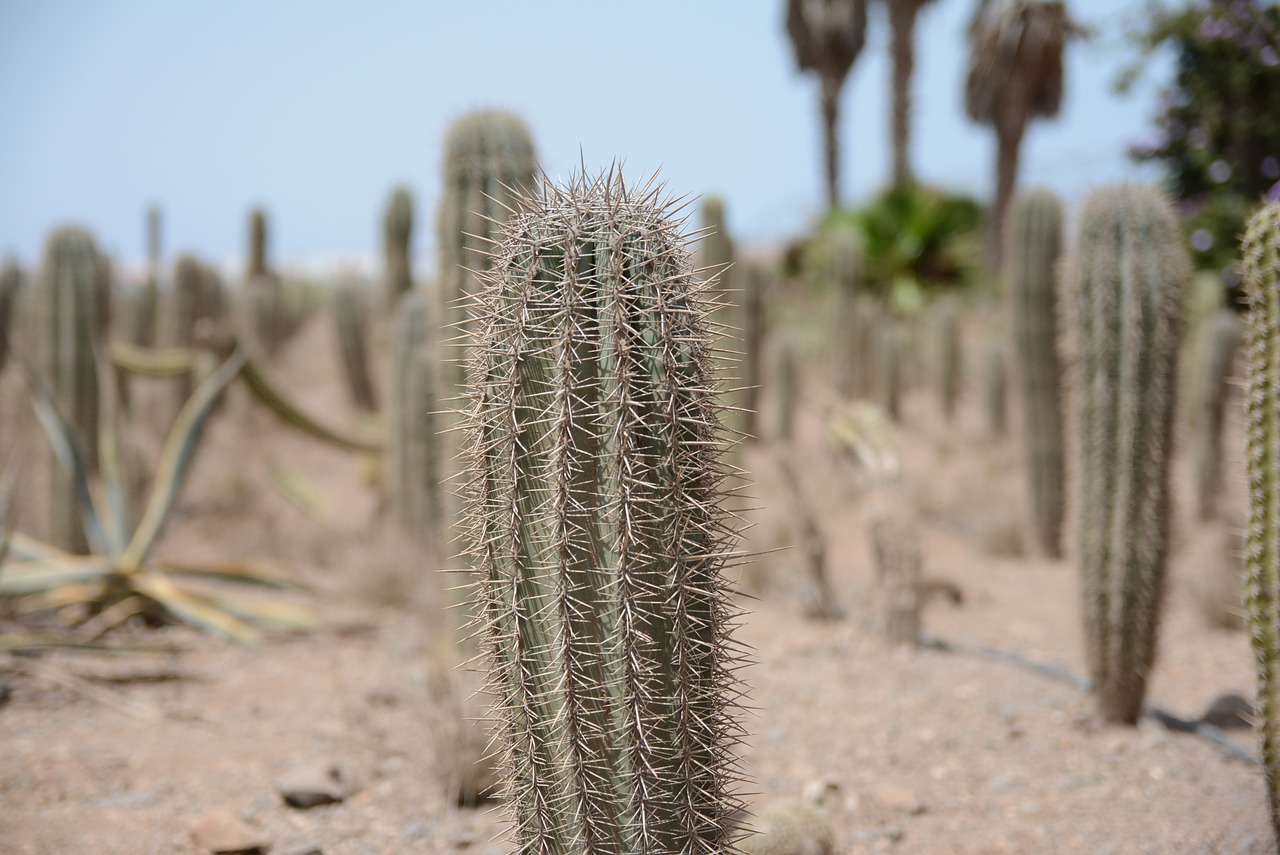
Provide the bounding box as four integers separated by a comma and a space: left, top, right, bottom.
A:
872, 783, 924, 815
1201, 692, 1254, 730
278, 763, 347, 809
190, 809, 270, 854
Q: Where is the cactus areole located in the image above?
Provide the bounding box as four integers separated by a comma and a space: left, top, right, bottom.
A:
462, 169, 747, 855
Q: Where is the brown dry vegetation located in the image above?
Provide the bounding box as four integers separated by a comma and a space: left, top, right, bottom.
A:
0, 283, 1271, 854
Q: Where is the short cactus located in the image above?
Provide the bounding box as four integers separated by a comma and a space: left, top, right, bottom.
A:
1007, 189, 1066, 557
463, 169, 747, 855
1194, 308, 1240, 521
1066, 184, 1187, 725
332, 284, 377, 412
36, 226, 111, 553
1242, 200, 1280, 843
383, 186, 414, 310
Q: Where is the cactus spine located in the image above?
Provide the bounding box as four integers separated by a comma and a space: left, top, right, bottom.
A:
1007, 189, 1067, 558
37, 227, 110, 553
332, 284, 377, 413
1195, 308, 1240, 521
1242, 200, 1280, 843
463, 170, 746, 855
384, 186, 414, 310
391, 291, 441, 552
1066, 184, 1187, 725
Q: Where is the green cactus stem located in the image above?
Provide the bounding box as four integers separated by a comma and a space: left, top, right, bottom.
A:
740, 262, 767, 441
0, 258, 22, 376
983, 339, 1007, 438
879, 321, 901, 422
1007, 189, 1067, 558
1195, 308, 1240, 521
384, 186, 414, 310
37, 227, 111, 553
390, 290, 441, 552
828, 229, 863, 399
242, 206, 283, 357
332, 284, 377, 413
463, 168, 747, 855
1242, 200, 1280, 843
935, 299, 960, 421
1067, 184, 1187, 725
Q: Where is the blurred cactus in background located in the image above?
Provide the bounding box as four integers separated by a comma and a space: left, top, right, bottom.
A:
982, 337, 1007, 437
1007, 188, 1066, 558
776, 339, 799, 443
463, 169, 747, 855
242, 206, 284, 357
829, 228, 864, 399
1067, 184, 1187, 724
390, 290, 441, 553
934, 299, 960, 421
438, 110, 537, 397
0, 258, 22, 375
740, 261, 768, 441
332, 284, 377, 413
131, 205, 162, 347
1194, 307, 1239, 521
1242, 200, 1280, 846
879, 321, 902, 421
383, 186, 414, 311
36, 226, 111, 553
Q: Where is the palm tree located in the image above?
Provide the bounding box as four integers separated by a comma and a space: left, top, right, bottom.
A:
883, 0, 939, 187
786, 0, 869, 210
965, 0, 1078, 268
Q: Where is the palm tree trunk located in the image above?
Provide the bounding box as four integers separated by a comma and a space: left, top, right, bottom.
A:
889, 1, 918, 188
821, 76, 842, 210
988, 120, 1024, 271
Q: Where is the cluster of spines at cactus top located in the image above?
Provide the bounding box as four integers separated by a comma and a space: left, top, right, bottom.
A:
1242, 200, 1280, 841
461, 167, 747, 855
1067, 183, 1187, 725
1007, 188, 1066, 557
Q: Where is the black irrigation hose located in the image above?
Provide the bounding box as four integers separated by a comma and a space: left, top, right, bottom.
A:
920, 635, 1260, 767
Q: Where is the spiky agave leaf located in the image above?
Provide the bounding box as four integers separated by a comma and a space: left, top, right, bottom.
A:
462, 167, 748, 855
239, 358, 383, 453
109, 341, 198, 377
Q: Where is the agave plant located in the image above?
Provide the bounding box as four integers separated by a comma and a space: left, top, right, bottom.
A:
0, 347, 314, 645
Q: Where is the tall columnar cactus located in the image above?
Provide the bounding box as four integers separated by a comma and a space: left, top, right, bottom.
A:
37, 227, 111, 553
879, 321, 901, 422
463, 170, 746, 855
333, 284, 378, 412
1242, 200, 1280, 843
242, 206, 284, 357
1066, 184, 1187, 725
1195, 308, 1240, 521
829, 229, 864, 399
133, 204, 162, 347
384, 186, 414, 310
390, 290, 441, 552
438, 110, 537, 396
0, 258, 22, 375
935, 299, 960, 420
1007, 188, 1066, 558
776, 339, 798, 442
168, 254, 206, 415
983, 339, 1007, 437
740, 262, 767, 441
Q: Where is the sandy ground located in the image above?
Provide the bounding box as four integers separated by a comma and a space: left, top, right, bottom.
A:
0, 299, 1272, 855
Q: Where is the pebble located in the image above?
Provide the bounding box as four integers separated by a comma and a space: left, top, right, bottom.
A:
277, 763, 347, 809
189, 809, 271, 854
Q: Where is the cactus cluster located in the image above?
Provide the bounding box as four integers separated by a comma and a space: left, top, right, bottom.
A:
1007, 189, 1067, 558
383, 186, 414, 310
36, 226, 112, 553
1067, 184, 1187, 724
332, 284, 377, 413
462, 169, 747, 855
1242, 200, 1280, 844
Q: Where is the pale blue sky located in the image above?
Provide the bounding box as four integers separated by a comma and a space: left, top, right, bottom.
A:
0, 0, 1168, 274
